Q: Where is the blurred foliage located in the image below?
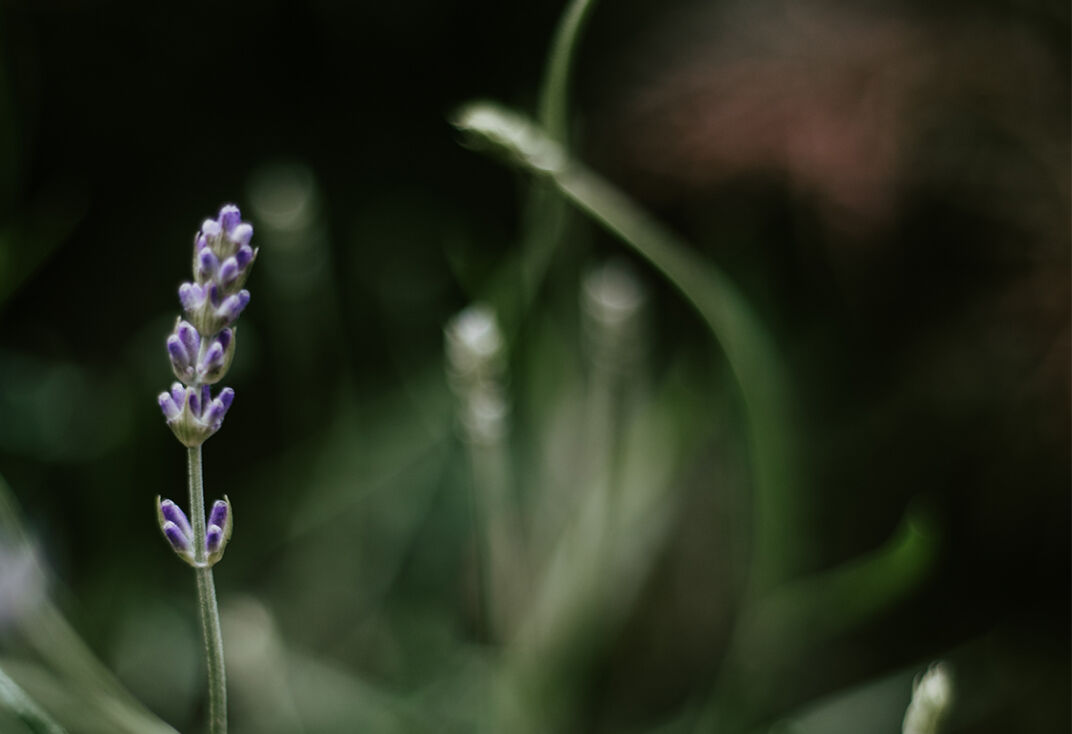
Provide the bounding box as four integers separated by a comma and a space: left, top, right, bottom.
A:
0, 0, 1067, 732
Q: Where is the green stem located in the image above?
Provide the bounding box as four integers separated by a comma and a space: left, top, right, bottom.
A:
187, 446, 227, 734
0, 662, 68, 734
538, 0, 599, 145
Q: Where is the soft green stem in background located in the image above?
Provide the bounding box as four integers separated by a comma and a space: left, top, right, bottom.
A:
0, 475, 179, 733
187, 447, 227, 734
0, 663, 68, 734
454, 103, 800, 593
538, 0, 598, 145
489, 0, 598, 315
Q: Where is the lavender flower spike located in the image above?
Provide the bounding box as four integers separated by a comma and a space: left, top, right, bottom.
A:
160, 204, 255, 446
180, 204, 258, 336
157, 204, 254, 734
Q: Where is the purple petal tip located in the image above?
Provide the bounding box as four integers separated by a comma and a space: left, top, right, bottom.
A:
160, 500, 192, 536
208, 500, 228, 530
179, 282, 203, 310
218, 205, 241, 233
219, 257, 239, 285
235, 245, 254, 268
230, 223, 253, 246
163, 521, 191, 552
205, 525, 223, 553
166, 335, 189, 364
158, 392, 180, 420
218, 387, 235, 409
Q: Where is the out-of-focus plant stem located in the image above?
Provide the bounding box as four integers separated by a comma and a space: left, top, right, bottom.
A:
0, 664, 67, 734
538, 0, 598, 145
188, 446, 227, 734
510, 0, 599, 313
0, 475, 179, 733
454, 103, 801, 592
468, 436, 520, 642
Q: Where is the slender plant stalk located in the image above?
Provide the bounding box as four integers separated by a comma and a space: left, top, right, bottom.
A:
507, 0, 598, 310
0, 663, 68, 734
187, 446, 227, 734
538, 0, 599, 145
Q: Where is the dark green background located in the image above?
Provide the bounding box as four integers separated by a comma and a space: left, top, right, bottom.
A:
0, 1, 1066, 732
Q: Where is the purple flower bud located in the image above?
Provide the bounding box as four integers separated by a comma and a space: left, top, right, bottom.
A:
177, 320, 200, 357
218, 205, 241, 234
158, 390, 181, 420
197, 248, 219, 280
197, 329, 235, 384
187, 385, 202, 417
216, 328, 233, 351
204, 388, 234, 428
160, 499, 193, 538
235, 245, 254, 268
166, 334, 190, 368
218, 257, 239, 285
179, 282, 205, 311
160, 205, 255, 448
206, 524, 224, 554
208, 499, 229, 530
230, 223, 253, 247
217, 386, 235, 411
217, 291, 250, 324
162, 521, 191, 553
202, 340, 225, 370
202, 219, 221, 239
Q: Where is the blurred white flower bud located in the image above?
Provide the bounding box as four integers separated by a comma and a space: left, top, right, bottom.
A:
903, 662, 953, 734
446, 304, 509, 444
446, 304, 504, 379
582, 259, 647, 372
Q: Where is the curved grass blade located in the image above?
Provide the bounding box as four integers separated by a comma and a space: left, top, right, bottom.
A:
0, 664, 67, 734
454, 102, 800, 591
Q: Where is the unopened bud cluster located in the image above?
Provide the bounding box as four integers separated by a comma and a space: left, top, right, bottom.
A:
158, 205, 257, 448
158, 497, 233, 567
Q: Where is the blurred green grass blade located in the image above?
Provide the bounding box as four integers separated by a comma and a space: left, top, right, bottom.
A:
464, 0, 598, 336
0, 475, 178, 734
0, 664, 68, 734
0, 659, 178, 734
538, 0, 599, 145
501, 362, 692, 733
737, 510, 937, 667
454, 102, 800, 590
696, 510, 937, 733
